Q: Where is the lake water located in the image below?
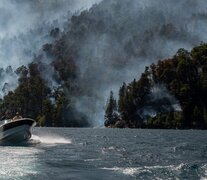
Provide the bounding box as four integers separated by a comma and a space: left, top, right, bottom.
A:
0, 128, 207, 180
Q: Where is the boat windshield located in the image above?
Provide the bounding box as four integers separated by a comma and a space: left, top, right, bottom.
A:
0, 119, 12, 127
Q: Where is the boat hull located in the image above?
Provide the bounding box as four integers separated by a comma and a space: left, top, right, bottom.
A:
0, 118, 36, 143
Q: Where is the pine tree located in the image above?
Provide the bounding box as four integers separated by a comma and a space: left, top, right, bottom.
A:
104, 91, 119, 127
118, 82, 127, 119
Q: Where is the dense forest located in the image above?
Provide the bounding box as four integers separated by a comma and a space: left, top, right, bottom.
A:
0, 62, 89, 127
105, 43, 207, 129
0, 0, 207, 128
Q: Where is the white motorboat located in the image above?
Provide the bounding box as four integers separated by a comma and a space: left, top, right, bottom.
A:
0, 118, 36, 143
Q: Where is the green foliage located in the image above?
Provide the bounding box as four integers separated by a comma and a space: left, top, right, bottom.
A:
0, 62, 87, 127
146, 112, 183, 129
104, 91, 119, 126
106, 43, 207, 129
104, 67, 152, 128
0, 63, 52, 125
191, 43, 207, 65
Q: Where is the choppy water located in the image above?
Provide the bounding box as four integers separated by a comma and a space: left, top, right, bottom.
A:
0, 128, 207, 180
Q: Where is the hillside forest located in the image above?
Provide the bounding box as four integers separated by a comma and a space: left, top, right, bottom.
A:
0, 0, 207, 129
105, 44, 207, 129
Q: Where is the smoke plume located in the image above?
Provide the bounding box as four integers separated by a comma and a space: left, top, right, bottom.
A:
1, 0, 207, 126
0, 0, 101, 97
61, 0, 207, 126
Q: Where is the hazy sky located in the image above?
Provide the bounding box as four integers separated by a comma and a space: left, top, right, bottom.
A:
0, 0, 102, 38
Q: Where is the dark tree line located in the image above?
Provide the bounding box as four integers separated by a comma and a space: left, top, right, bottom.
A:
105, 43, 207, 129
0, 62, 89, 127
1, 0, 207, 128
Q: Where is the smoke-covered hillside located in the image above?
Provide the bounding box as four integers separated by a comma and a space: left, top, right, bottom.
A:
48, 0, 207, 126
1, 0, 207, 126
0, 0, 101, 98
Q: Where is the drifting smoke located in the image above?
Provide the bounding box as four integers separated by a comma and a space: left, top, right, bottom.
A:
0, 66, 18, 99
61, 0, 207, 126
0, 0, 102, 39
1, 0, 207, 126
138, 84, 182, 120
0, 0, 102, 97
150, 84, 181, 112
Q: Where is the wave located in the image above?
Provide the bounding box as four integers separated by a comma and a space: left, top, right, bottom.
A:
101, 163, 205, 178
101, 167, 149, 176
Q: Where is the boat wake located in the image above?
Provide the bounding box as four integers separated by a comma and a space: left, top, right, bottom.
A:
29, 135, 41, 144
33, 134, 72, 145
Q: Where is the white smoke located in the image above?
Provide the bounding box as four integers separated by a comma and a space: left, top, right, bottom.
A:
0, 66, 18, 99
0, 0, 102, 39
65, 0, 207, 126
1, 0, 207, 126
0, 0, 102, 97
